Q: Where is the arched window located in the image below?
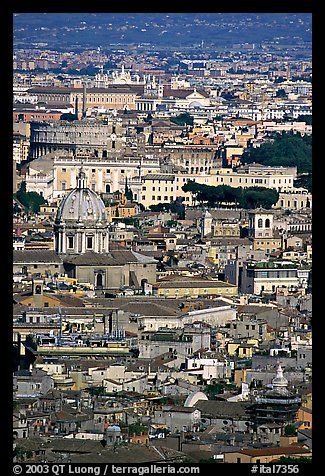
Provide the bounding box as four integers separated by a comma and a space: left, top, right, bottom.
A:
258, 218, 263, 228
265, 218, 270, 228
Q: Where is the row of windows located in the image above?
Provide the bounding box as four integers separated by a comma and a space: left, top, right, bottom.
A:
87, 96, 134, 103
31, 264, 59, 269
255, 270, 297, 278
257, 218, 271, 228
280, 200, 306, 207
232, 324, 257, 330
67, 236, 106, 249
215, 176, 292, 184
142, 186, 174, 192
255, 241, 279, 246
145, 195, 191, 202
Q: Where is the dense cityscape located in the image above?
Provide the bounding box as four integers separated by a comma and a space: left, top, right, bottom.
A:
12, 12, 312, 467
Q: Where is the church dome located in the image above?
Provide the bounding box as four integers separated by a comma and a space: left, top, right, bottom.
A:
184, 391, 208, 407
55, 170, 107, 224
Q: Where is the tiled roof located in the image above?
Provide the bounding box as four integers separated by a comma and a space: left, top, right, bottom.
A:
239, 446, 311, 456
62, 249, 156, 266
157, 279, 235, 289
67, 443, 185, 463
142, 174, 175, 181
13, 250, 62, 263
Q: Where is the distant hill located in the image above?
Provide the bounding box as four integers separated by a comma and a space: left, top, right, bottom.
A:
13, 13, 312, 51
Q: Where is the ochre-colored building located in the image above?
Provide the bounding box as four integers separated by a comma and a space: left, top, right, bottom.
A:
26, 86, 139, 111
296, 406, 312, 430
156, 278, 237, 299
223, 446, 312, 463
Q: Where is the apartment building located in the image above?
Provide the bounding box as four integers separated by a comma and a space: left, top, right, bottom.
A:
210, 167, 295, 192
240, 260, 311, 295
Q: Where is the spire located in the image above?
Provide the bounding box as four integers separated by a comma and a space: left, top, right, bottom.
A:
77, 165, 87, 189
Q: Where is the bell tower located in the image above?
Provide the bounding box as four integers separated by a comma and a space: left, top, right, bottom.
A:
248, 210, 274, 239
32, 278, 44, 307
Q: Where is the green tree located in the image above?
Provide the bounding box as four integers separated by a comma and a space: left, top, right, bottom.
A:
198, 457, 219, 463
182, 181, 278, 209
296, 115, 312, 125
170, 112, 193, 126
13, 446, 33, 461
276, 89, 287, 98
16, 181, 47, 213
203, 383, 237, 399
239, 187, 279, 209
278, 456, 311, 463
125, 183, 133, 201
144, 113, 153, 123
294, 174, 312, 193
241, 132, 312, 174
60, 112, 78, 121
128, 421, 147, 436
87, 386, 106, 396
284, 424, 297, 436
149, 200, 184, 219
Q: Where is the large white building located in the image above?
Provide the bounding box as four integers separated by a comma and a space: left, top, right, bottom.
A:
240, 260, 311, 295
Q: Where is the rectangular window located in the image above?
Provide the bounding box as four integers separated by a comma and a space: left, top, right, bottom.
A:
87, 237, 93, 249
68, 236, 74, 249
